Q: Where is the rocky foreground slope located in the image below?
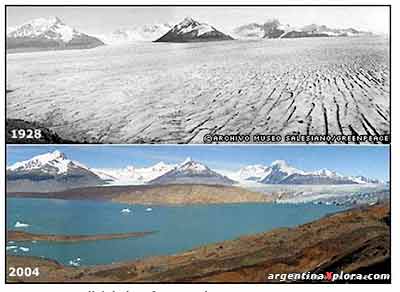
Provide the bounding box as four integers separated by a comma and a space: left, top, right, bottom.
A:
6, 203, 390, 283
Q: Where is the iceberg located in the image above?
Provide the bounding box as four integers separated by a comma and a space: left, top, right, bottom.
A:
68, 259, 81, 267
146, 207, 153, 212
121, 208, 131, 213
19, 247, 30, 252
14, 221, 30, 228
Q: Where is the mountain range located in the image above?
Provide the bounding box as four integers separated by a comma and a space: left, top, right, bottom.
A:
233, 19, 372, 39
6, 151, 383, 193
6, 16, 104, 51
237, 160, 383, 185
7, 16, 375, 51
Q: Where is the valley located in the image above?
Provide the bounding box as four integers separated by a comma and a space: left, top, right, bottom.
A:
6, 36, 389, 144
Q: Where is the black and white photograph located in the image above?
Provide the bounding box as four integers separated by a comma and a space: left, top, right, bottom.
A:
5, 5, 390, 144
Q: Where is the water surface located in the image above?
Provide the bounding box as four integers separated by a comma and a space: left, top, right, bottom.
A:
7, 198, 345, 266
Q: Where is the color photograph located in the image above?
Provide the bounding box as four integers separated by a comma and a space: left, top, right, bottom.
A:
6, 145, 390, 282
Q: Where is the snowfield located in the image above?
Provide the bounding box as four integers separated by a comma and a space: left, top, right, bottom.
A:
6, 36, 389, 143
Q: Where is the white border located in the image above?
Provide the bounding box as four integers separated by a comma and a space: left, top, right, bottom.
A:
1, 1, 397, 291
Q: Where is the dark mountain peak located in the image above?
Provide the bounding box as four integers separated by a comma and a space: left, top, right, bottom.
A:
155, 17, 233, 43
148, 158, 235, 186
172, 17, 201, 32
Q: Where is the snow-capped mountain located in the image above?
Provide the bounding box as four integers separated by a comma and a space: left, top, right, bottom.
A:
237, 160, 382, 185
350, 176, 383, 185
98, 24, 172, 44
7, 16, 104, 51
149, 157, 235, 185
155, 17, 234, 42
7, 150, 105, 192
237, 164, 272, 181
6, 150, 97, 175
7, 151, 383, 193
299, 24, 371, 37
234, 19, 372, 39
92, 162, 175, 185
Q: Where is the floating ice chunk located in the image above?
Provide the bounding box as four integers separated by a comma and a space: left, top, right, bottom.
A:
8, 241, 15, 244
19, 247, 30, 252
32, 240, 37, 243
146, 207, 153, 212
68, 259, 80, 267
14, 221, 30, 228
6, 245, 18, 250
121, 208, 131, 213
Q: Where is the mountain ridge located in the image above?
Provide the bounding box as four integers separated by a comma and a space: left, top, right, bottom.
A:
234, 19, 373, 39
155, 17, 234, 43
237, 160, 383, 185
149, 157, 236, 186
7, 150, 105, 192
7, 16, 376, 49
7, 152, 383, 191
7, 16, 104, 52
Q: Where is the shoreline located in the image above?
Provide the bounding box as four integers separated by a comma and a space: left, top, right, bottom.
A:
7, 230, 156, 243
7, 184, 276, 205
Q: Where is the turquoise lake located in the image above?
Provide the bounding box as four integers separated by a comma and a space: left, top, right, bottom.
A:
6, 198, 345, 266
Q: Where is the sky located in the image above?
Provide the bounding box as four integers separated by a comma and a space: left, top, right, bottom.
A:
6, 6, 389, 35
6, 145, 389, 181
